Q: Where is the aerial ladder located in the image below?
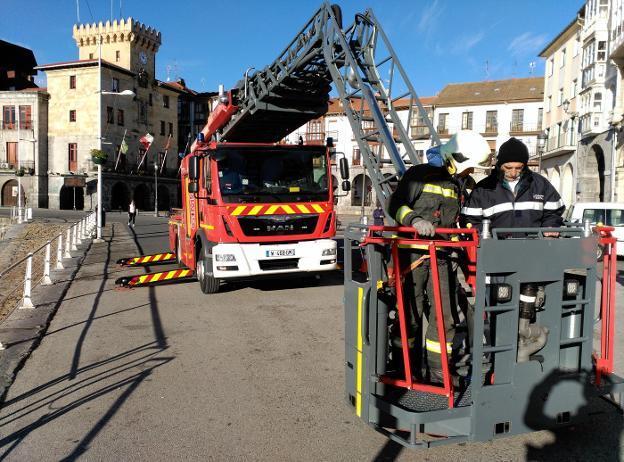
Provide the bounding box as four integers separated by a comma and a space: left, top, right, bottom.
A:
113, 3, 624, 449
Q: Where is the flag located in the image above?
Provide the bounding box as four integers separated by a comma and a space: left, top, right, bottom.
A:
139, 133, 154, 150
163, 133, 172, 151
115, 129, 128, 172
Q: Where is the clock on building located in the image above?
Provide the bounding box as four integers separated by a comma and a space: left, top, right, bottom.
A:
139, 51, 148, 64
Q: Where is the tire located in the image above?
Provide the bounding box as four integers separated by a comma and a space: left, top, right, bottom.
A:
196, 246, 220, 294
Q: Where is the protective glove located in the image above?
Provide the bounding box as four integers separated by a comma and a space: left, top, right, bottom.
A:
412, 219, 435, 237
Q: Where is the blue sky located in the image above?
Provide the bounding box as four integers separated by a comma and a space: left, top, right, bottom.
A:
2, 0, 584, 97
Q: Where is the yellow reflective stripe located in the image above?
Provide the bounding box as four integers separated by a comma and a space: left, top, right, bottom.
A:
153, 254, 162, 262
131, 257, 140, 264
139, 275, 148, 284
396, 205, 412, 224
296, 204, 311, 213
312, 204, 324, 213
397, 243, 430, 249
423, 183, 457, 199
231, 206, 246, 216
282, 205, 295, 214
200, 224, 215, 230
164, 271, 176, 280
180, 269, 190, 277
248, 205, 263, 215
141, 256, 151, 263
425, 339, 452, 354
151, 272, 163, 282
356, 287, 363, 417
266, 205, 279, 215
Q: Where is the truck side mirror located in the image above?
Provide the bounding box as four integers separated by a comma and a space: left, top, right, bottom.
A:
342, 180, 351, 192
339, 157, 349, 180
189, 156, 200, 181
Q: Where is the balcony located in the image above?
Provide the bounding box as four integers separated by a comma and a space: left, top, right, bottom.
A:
579, 112, 605, 137
543, 128, 577, 157
0, 160, 34, 173
305, 131, 325, 145
509, 122, 542, 136
410, 125, 432, 139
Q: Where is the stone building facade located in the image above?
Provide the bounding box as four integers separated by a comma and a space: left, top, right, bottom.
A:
0, 89, 49, 207
36, 18, 182, 211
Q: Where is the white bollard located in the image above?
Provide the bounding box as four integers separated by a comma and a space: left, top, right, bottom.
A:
42, 241, 52, 285
71, 225, 78, 251
56, 236, 64, 269
0, 340, 4, 351
27, 207, 32, 221
64, 229, 72, 259
81, 218, 87, 239
75, 222, 82, 245
19, 253, 35, 309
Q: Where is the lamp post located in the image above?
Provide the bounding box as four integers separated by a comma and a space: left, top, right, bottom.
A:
154, 162, 158, 217
94, 31, 134, 241
537, 132, 547, 174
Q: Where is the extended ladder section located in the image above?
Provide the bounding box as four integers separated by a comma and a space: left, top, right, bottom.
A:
218, 3, 438, 220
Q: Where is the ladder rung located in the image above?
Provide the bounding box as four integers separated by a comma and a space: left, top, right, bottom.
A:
562, 299, 590, 307
391, 92, 410, 102
484, 305, 515, 313
375, 56, 392, 67
482, 344, 513, 354
560, 336, 589, 346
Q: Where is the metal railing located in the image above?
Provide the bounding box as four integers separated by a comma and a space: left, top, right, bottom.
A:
0, 212, 97, 350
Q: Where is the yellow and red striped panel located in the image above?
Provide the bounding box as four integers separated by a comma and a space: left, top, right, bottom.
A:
117, 252, 176, 266
228, 203, 328, 216
127, 268, 193, 287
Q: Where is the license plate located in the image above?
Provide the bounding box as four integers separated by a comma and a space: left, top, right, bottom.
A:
265, 249, 295, 257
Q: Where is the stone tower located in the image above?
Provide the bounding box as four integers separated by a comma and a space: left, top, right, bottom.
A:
72, 18, 161, 78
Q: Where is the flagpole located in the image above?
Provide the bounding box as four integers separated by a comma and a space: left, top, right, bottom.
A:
136, 142, 151, 171
159, 133, 172, 174
114, 128, 127, 171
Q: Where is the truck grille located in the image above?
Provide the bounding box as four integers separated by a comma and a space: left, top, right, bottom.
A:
237, 215, 318, 236
258, 258, 299, 271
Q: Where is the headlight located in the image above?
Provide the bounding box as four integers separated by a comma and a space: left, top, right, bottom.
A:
564, 279, 579, 298
215, 253, 236, 262
494, 283, 512, 303
322, 248, 337, 256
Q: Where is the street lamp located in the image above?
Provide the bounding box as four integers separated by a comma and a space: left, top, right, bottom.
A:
154, 162, 158, 217
537, 132, 547, 173
95, 33, 135, 242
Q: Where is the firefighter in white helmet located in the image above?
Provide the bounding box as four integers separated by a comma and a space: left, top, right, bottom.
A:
388, 130, 490, 385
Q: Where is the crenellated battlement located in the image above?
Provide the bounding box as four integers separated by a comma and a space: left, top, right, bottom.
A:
72, 18, 161, 52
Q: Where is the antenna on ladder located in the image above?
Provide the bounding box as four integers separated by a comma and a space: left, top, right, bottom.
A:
75, 0, 80, 22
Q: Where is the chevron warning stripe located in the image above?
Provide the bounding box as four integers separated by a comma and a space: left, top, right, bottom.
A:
227, 203, 328, 216
116, 252, 176, 266
115, 268, 194, 288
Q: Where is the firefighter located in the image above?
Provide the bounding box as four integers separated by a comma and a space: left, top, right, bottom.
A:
460, 137, 564, 233
388, 130, 491, 384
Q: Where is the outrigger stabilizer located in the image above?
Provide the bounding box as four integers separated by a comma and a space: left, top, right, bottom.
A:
115, 268, 194, 288
116, 252, 176, 267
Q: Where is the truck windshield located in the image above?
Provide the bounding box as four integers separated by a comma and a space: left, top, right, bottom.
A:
217, 148, 329, 202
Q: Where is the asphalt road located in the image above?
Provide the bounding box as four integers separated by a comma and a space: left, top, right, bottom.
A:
0, 213, 623, 461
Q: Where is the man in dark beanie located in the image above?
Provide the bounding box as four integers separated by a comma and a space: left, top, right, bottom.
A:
460, 137, 564, 233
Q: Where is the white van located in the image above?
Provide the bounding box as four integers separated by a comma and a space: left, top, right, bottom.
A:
565, 202, 624, 256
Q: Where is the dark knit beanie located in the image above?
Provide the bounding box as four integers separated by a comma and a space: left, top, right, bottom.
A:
497, 137, 529, 165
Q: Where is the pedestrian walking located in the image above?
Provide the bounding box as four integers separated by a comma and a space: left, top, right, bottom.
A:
128, 199, 137, 227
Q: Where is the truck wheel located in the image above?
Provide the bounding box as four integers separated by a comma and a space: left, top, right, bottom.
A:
196, 247, 220, 294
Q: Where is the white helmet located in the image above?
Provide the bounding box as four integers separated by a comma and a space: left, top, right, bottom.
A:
440, 130, 491, 175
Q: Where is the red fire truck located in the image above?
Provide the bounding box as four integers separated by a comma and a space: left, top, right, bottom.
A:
167, 89, 349, 293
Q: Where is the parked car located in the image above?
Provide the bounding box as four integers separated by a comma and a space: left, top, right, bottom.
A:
565, 202, 624, 256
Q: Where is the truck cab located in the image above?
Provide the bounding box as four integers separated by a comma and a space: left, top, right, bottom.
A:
169, 141, 340, 293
